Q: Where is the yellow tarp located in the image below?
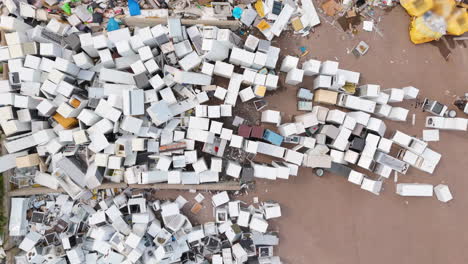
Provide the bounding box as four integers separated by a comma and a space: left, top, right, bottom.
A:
409, 16, 444, 44
401, 0, 434, 17
446, 8, 468, 35
432, 0, 455, 18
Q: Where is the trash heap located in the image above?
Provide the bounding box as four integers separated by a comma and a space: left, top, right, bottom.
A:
233, 0, 321, 38
453, 94, 468, 115
287, 57, 454, 200
319, 0, 392, 39
423, 97, 468, 131
0, 13, 456, 199
9, 190, 282, 263
0, 0, 322, 40
401, 0, 468, 44
0, 5, 460, 263
0, 17, 297, 195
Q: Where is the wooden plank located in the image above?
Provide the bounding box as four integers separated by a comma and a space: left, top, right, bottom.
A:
2, 139, 15, 263
8, 186, 62, 196
8, 181, 241, 196
44, 13, 240, 30
128, 182, 242, 191
123, 17, 240, 30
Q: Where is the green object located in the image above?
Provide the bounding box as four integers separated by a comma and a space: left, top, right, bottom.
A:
62, 3, 72, 15
0, 65, 3, 74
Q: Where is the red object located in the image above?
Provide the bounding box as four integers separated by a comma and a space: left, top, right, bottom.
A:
251, 126, 265, 139
238, 125, 252, 138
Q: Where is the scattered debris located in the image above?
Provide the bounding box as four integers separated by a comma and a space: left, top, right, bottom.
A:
363, 20, 374, 31
194, 193, 205, 203
396, 183, 434, 197
447, 109, 457, 117
8, 190, 283, 263
434, 184, 453, 202
353, 41, 370, 56
322, 0, 343, 17
454, 95, 468, 114
426, 116, 468, 131
423, 129, 440, 142
423, 98, 449, 116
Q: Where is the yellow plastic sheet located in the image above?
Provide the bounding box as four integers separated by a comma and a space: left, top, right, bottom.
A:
409, 16, 444, 44
255, 0, 265, 18
432, 0, 455, 18
446, 8, 468, 35
401, 0, 434, 16
404, 0, 467, 43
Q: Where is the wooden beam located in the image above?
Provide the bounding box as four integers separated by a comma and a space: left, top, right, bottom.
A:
128, 182, 242, 191
8, 181, 241, 196
123, 17, 240, 30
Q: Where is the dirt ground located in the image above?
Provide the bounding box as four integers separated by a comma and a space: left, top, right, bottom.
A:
160, 7, 468, 264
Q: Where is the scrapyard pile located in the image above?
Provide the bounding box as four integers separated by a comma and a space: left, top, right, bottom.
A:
0, 11, 302, 263
0, 0, 321, 38
0, 17, 295, 192
0, 18, 453, 199
10, 190, 282, 263
285, 58, 455, 200
0, 0, 462, 262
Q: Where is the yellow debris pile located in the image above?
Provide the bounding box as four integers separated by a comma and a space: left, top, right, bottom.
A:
401, 0, 467, 44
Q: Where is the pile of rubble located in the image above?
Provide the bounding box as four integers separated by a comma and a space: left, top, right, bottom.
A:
286, 57, 457, 201
9, 190, 282, 263
0, 1, 463, 262
0, 0, 321, 39
0, 17, 297, 194
318, 0, 391, 37
424, 98, 468, 132
0, 13, 458, 200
